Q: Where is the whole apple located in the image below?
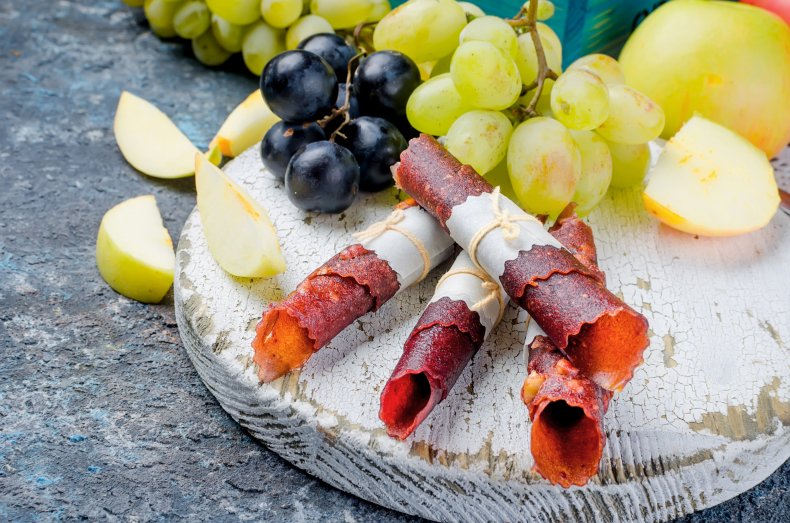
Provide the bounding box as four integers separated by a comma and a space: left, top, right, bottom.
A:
619, 0, 790, 158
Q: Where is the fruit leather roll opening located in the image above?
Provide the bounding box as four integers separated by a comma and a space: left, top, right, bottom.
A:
521, 206, 612, 487
522, 335, 612, 488
380, 251, 506, 439
394, 135, 649, 391
252, 200, 455, 382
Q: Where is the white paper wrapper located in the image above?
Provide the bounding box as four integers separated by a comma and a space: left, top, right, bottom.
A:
361, 206, 455, 289
445, 192, 562, 280
429, 251, 508, 338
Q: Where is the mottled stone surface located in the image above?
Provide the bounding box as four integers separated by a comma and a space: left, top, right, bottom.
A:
0, 1, 786, 521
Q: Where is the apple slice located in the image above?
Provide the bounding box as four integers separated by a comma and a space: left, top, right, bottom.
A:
195, 153, 286, 278
114, 91, 200, 179
96, 195, 175, 303
643, 116, 780, 236
209, 90, 280, 158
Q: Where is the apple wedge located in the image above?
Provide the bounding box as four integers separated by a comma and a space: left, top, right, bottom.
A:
209, 90, 280, 158
114, 91, 200, 179
643, 116, 780, 236
195, 153, 286, 278
96, 195, 175, 303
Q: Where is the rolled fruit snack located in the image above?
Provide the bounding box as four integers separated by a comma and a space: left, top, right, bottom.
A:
252, 199, 454, 382
393, 135, 649, 392
521, 206, 613, 488
379, 250, 507, 439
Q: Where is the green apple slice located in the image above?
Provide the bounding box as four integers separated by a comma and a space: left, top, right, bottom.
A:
195, 153, 286, 278
643, 116, 780, 236
96, 195, 175, 303
209, 90, 280, 158
114, 91, 200, 179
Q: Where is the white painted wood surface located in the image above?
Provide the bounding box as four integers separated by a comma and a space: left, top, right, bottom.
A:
174, 146, 790, 522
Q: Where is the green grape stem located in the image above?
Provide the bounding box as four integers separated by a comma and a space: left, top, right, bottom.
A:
507, 0, 558, 120
318, 52, 365, 142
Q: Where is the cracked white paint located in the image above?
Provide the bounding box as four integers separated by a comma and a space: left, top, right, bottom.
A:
174, 145, 790, 522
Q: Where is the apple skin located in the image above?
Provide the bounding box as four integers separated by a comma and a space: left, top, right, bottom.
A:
742, 0, 790, 25
620, 0, 790, 158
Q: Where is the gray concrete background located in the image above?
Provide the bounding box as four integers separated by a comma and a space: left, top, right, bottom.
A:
0, 1, 786, 521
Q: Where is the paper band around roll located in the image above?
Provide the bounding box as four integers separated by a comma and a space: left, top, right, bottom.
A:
432, 251, 507, 335
446, 190, 562, 284
466, 187, 544, 275
355, 205, 452, 288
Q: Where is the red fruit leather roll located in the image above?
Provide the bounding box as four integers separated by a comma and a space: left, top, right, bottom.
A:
394, 135, 649, 391
379, 251, 503, 439
252, 200, 454, 382
522, 336, 613, 488
521, 206, 613, 487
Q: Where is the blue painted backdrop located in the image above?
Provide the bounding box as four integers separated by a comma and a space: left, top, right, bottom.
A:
390, 0, 669, 65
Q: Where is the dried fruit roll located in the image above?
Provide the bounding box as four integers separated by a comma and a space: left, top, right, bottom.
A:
252, 200, 454, 382
394, 135, 649, 391
379, 251, 506, 439
521, 207, 612, 487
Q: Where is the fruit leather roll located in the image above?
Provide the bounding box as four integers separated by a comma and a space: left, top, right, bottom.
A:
521, 206, 612, 487
379, 251, 507, 439
394, 135, 649, 391
252, 199, 455, 382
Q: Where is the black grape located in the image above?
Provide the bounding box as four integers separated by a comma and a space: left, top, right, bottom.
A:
298, 33, 358, 81
285, 141, 359, 214
336, 117, 407, 192
260, 121, 325, 181
261, 50, 338, 123
352, 51, 421, 121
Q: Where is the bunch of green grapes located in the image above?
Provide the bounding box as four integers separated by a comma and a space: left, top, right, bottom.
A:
389, 0, 664, 217
123, 0, 391, 75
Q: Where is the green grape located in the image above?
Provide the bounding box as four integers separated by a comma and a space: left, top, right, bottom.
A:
242, 21, 286, 75
507, 116, 582, 217
459, 16, 518, 56
173, 1, 211, 39
192, 29, 232, 66
206, 0, 260, 25
604, 139, 651, 189
569, 130, 612, 215
144, 0, 182, 38
522, 0, 555, 21
373, 0, 467, 64
567, 53, 625, 85
285, 15, 333, 49
310, 0, 372, 29
123, 0, 145, 7
211, 14, 246, 52
446, 110, 512, 175
261, 0, 303, 28
484, 160, 520, 204
550, 69, 609, 131
430, 53, 453, 78
457, 2, 485, 18
366, 0, 391, 22
406, 74, 471, 136
451, 41, 521, 111
596, 84, 665, 144
514, 22, 562, 85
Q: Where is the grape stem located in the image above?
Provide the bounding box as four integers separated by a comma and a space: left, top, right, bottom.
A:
508, 1, 558, 119
317, 53, 364, 142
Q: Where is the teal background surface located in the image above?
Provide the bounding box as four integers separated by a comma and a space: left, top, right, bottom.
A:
390, 0, 669, 64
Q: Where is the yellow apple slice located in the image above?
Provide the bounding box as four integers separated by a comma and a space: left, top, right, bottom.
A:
209, 90, 280, 158
96, 195, 175, 303
195, 154, 286, 278
643, 115, 780, 236
114, 91, 200, 179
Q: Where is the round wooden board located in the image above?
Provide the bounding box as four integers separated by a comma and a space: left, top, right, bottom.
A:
175, 146, 790, 523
